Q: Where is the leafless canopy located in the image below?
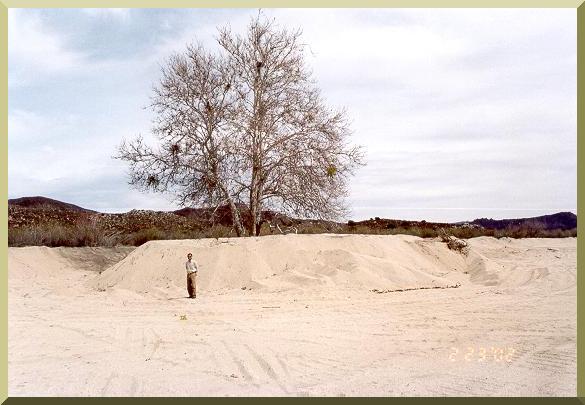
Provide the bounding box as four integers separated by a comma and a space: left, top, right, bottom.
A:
116, 14, 365, 236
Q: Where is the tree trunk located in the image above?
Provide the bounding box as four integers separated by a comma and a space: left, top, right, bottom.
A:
249, 164, 264, 236
227, 197, 246, 237
254, 183, 263, 236
249, 179, 258, 236
219, 184, 245, 236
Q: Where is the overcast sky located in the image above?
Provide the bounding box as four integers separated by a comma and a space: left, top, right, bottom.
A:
8, 8, 576, 222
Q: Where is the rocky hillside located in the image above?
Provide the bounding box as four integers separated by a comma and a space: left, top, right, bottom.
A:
8, 197, 314, 246
8, 196, 577, 247
9, 202, 206, 233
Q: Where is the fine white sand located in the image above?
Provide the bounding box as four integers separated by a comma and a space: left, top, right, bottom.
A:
8, 234, 576, 396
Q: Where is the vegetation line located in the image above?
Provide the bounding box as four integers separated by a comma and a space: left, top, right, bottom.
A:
370, 283, 462, 294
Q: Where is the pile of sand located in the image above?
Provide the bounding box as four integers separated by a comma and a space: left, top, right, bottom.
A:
465, 237, 576, 292
8, 246, 134, 297
8, 235, 576, 395
11, 235, 573, 299
89, 234, 469, 296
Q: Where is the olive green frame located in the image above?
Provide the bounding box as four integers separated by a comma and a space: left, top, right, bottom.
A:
0, 1, 583, 403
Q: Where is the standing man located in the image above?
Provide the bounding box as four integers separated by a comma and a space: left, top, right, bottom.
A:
185, 253, 198, 299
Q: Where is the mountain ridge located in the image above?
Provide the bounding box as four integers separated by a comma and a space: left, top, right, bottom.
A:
8, 195, 577, 229
8, 196, 577, 247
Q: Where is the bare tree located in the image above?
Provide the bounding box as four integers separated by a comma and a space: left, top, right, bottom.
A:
116, 44, 247, 236
219, 16, 364, 235
117, 14, 364, 237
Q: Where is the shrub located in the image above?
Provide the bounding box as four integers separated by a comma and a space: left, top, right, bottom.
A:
8, 220, 119, 247
298, 224, 326, 234
8, 218, 576, 248
203, 225, 234, 239
125, 228, 166, 246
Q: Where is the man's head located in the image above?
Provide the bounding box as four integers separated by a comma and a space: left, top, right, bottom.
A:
187, 253, 192, 260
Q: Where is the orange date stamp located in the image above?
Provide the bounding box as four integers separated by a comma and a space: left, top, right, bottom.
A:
449, 347, 516, 363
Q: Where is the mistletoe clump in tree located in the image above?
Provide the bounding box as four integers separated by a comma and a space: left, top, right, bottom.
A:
117, 14, 364, 236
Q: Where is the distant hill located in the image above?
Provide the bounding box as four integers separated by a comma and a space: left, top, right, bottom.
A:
8, 196, 95, 213
471, 212, 577, 231
8, 196, 577, 247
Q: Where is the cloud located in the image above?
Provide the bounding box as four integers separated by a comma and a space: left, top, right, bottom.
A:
8, 9, 87, 82
259, 9, 576, 221
7, 9, 577, 221
8, 107, 151, 207
8, 9, 139, 88
81, 8, 131, 20
147, 9, 251, 65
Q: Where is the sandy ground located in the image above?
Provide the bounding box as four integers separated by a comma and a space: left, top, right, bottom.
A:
8, 234, 576, 396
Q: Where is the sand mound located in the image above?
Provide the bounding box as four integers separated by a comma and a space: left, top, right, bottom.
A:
9, 246, 133, 281
89, 234, 468, 296
10, 235, 574, 299
465, 237, 576, 291
9, 246, 134, 297
9, 246, 74, 282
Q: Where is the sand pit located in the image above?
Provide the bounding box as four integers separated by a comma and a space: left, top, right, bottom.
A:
8, 235, 576, 396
